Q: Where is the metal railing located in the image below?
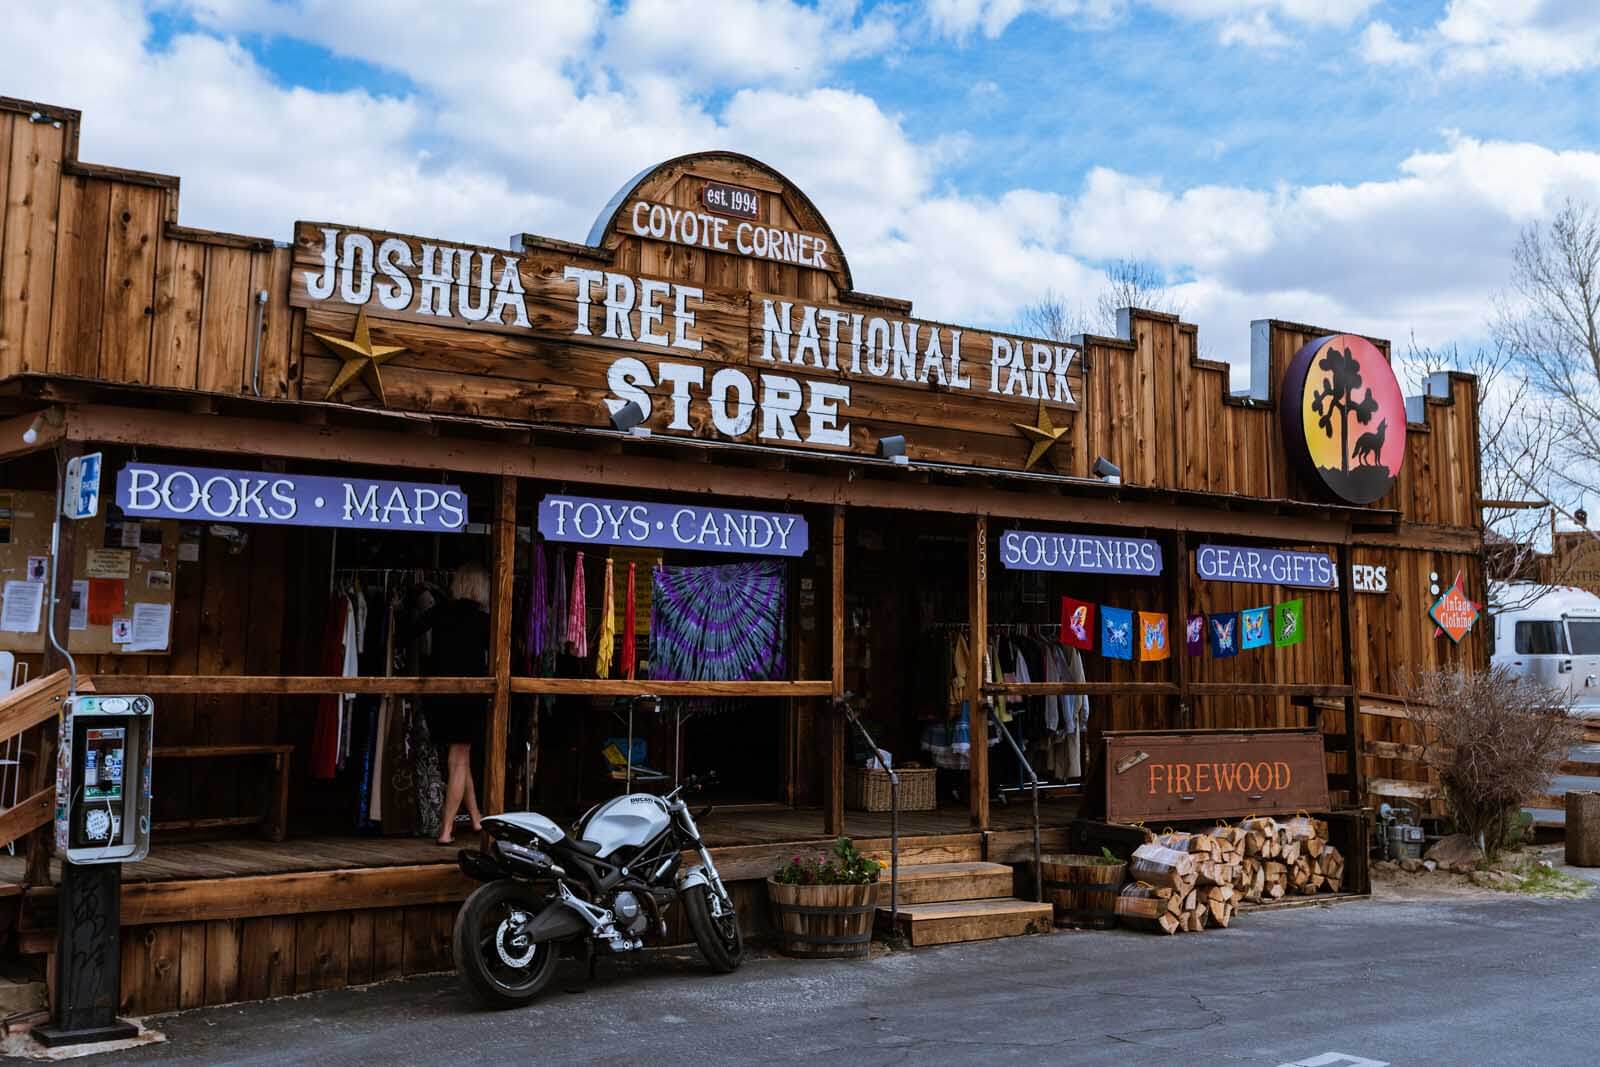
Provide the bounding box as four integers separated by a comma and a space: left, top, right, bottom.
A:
987, 703, 1042, 903
840, 697, 898, 930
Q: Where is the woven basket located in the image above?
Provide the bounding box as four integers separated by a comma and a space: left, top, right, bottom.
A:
845, 766, 936, 812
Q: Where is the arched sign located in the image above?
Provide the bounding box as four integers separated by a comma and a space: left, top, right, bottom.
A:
1280, 334, 1406, 505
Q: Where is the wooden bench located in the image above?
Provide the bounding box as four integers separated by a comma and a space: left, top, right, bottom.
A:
152, 744, 293, 842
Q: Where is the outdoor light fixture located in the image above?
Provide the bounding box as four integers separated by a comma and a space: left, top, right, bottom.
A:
878, 434, 908, 464
609, 400, 650, 436
21, 414, 44, 445
1093, 456, 1121, 484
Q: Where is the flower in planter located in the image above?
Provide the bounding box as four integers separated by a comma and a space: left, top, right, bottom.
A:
774, 836, 881, 886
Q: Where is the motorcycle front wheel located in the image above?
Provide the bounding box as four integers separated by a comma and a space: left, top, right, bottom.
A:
452, 880, 561, 1009
684, 883, 743, 973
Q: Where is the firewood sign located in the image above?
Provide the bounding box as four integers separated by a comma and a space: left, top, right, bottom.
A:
1105, 730, 1329, 823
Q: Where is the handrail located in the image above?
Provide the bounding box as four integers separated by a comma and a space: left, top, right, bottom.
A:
841, 697, 898, 932
0, 669, 70, 745
987, 705, 1042, 904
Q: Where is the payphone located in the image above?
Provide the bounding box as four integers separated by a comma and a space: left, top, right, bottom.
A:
54, 695, 153, 865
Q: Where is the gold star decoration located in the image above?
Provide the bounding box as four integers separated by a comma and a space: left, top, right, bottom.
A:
310, 306, 407, 405
1013, 400, 1068, 471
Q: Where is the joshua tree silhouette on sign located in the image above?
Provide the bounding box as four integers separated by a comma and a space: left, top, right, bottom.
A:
1309, 345, 1380, 472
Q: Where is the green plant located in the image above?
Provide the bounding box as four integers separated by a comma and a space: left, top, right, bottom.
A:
1101, 846, 1121, 863
774, 836, 882, 886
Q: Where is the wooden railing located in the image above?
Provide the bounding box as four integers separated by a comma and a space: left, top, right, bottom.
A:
0, 670, 72, 850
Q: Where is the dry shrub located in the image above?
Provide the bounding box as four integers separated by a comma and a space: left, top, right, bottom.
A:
1404, 667, 1577, 860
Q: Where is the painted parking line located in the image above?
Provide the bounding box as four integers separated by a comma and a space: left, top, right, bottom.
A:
1278, 1054, 1390, 1067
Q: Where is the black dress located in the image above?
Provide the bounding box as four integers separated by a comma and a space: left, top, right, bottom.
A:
418, 597, 490, 747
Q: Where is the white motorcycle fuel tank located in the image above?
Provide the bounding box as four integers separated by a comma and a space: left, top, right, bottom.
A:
579, 793, 672, 858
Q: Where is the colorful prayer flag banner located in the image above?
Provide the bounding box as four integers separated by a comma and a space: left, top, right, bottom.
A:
1274, 598, 1305, 647
1138, 612, 1170, 661
1060, 596, 1096, 651
1240, 606, 1271, 650
1184, 613, 1205, 657
1100, 606, 1134, 660
1208, 612, 1239, 658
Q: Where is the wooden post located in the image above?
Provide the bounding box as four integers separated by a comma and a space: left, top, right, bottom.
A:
483, 476, 516, 817
1335, 542, 1364, 804
1171, 531, 1191, 730
968, 514, 989, 829
825, 506, 845, 836
26, 443, 79, 886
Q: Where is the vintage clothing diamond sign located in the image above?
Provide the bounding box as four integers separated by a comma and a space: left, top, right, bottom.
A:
1429, 571, 1479, 644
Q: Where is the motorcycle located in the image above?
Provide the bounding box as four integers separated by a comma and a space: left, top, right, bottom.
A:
451, 772, 742, 1008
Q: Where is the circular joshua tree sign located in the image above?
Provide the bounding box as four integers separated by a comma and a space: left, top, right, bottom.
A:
1280, 334, 1406, 505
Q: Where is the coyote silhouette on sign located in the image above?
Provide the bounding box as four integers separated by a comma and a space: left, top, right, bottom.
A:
1282, 334, 1406, 505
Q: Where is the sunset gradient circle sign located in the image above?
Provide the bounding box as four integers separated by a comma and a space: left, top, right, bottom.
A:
1280, 335, 1405, 505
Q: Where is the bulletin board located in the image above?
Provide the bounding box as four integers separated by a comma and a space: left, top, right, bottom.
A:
0, 490, 179, 656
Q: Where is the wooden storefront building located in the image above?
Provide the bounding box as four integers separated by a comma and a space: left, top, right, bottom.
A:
0, 97, 1483, 1013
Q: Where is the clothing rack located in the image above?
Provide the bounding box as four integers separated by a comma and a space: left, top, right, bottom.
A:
924, 622, 1062, 633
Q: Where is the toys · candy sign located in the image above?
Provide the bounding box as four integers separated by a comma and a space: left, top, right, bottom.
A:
537, 494, 808, 557
1281, 334, 1406, 505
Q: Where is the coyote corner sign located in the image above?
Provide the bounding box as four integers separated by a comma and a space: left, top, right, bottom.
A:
1280, 334, 1406, 505
1104, 730, 1330, 823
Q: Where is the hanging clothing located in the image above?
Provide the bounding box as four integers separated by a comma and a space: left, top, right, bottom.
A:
567, 551, 589, 658
621, 561, 638, 680
649, 561, 787, 681
312, 594, 350, 780
525, 539, 547, 673
595, 557, 616, 678
551, 546, 568, 655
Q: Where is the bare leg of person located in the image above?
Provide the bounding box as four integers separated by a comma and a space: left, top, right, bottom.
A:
439, 744, 468, 844
464, 768, 483, 831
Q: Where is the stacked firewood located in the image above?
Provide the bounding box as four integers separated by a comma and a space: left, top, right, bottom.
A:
1232, 816, 1345, 901
1117, 818, 1345, 935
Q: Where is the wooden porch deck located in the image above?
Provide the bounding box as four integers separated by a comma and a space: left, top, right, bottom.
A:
0, 798, 1082, 887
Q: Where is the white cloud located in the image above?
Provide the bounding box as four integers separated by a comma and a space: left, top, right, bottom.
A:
927, 0, 1373, 42
1217, 12, 1294, 49
1360, 1, 1600, 76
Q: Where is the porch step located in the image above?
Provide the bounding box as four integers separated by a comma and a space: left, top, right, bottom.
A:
875, 861, 1015, 906
878, 897, 1054, 947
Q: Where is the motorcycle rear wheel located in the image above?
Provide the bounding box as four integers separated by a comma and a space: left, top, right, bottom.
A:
684, 883, 743, 973
452, 881, 561, 1009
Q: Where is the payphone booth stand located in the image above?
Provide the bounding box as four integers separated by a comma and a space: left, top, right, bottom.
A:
34, 695, 154, 1048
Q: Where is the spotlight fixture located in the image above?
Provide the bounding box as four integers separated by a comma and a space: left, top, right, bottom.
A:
877, 434, 908, 465
21, 414, 44, 445
1093, 456, 1121, 484
609, 400, 650, 436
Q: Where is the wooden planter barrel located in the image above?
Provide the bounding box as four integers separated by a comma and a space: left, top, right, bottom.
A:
1040, 854, 1127, 929
766, 879, 877, 959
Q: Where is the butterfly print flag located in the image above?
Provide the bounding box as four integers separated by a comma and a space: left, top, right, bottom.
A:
1060, 596, 1096, 651
1274, 598, 1305, 647
1209, 612, 1239, 658
1138, 612, 1169, 661
1185, 613, 1205, 657
1240, 606, 1271, 650
1100, 606, 1134, 661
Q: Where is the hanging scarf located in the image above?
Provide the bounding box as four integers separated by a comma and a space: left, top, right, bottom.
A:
567, 550, 589, 657
525, 539, 547, 673
595, 557, 616, 678
649, 561, 786, 681
621, 561, 638, 680
551, 545, 568, 655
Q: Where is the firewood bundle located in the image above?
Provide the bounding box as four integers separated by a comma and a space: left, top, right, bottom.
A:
1117, 836, 1237, 934
1230, 817, 1344, 900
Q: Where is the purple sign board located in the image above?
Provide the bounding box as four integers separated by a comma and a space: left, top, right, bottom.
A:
1195, 543, 1336, 589
998, 529, 1163, 575
115, 463, 468, 532
538, 494, 807, 557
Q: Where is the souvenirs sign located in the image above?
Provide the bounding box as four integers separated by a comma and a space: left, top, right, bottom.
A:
537, 494, 808, 557
999, 529, 1163, 575
115, 463, 468, 532
1195, 544, 1336, 588
1281, 334, 1407, 505
1105, 730, 1330, 823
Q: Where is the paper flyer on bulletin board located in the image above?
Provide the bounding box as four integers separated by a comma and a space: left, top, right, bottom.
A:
0, 490, 179, 656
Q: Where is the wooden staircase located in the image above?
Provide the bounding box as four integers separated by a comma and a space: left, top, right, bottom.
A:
875, 860, 1053, 947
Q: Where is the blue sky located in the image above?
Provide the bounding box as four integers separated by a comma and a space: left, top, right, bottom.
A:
6, 1, 1600, 377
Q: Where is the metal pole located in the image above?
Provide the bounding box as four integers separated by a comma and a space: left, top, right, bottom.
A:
989, 710, 1042, 903
842, 703, 897, 930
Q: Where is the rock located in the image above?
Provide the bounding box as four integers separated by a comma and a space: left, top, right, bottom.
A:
1400, 858, 1425, 873
1423, 860, 1438, 872
1452, 862, 1478, 875
1470, 869, 1516, 890
1426, 833, 1484, 869
1374, 860, 1399, 872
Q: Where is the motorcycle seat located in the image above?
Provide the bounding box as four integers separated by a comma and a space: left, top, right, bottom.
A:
565, 836, 603, 856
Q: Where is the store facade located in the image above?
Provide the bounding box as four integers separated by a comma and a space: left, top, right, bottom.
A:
0, 97, 1483, 1012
